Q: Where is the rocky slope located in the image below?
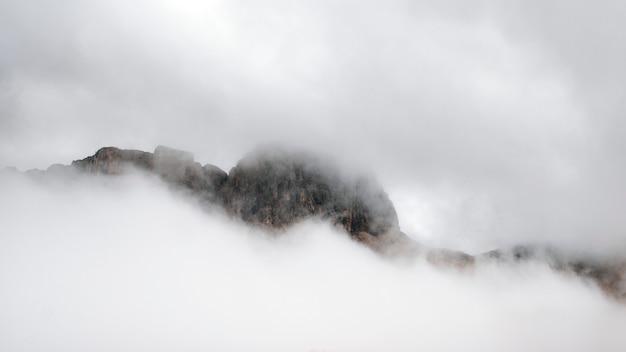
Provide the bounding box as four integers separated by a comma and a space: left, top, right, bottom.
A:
7, 145, 626, 301
69, 145, 413, 254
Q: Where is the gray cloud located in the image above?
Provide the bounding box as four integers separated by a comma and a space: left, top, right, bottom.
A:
1, 173, 626, 351
1, 1, 625, 257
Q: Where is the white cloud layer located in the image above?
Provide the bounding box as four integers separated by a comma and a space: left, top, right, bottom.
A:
2, 0, 625, 254
1, 174, 625, 351
1, 2, 626, 348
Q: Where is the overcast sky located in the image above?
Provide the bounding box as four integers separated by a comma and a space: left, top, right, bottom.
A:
2, 2, 626, 350
1, 0, 626, 253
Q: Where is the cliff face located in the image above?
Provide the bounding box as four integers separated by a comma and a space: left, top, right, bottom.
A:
221, 148, 399, 237
70, 146, 406, 250
71, 146, 228, 203
481, 245, 626, 301
21, 145, 625, 301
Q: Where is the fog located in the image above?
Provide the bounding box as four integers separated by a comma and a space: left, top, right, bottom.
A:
1, 173, 625, 351
1, 0, 626, 349
2, 0, 626, 255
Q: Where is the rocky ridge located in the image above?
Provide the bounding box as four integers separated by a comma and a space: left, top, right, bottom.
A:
69, 145, 413, 254
6, 145, 626, 301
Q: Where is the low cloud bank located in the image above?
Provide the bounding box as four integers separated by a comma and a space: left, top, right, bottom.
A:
2, 0, 625, 278
1, 173, 625, 352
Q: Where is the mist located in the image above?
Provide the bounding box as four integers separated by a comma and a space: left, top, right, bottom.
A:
1, 0, 626, 350
1, 172, 625, 351
2, 0, 626, 255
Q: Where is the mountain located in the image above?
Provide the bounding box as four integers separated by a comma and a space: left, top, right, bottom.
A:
69, 145, 413, 255
8, 145, 626, 301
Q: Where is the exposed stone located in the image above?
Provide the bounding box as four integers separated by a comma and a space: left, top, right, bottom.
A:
9, 144, 626, 302
153, 145, 195, 182
479, 244, 626, 301
221, 148, 401, 239
71, 146, 227, 203
69, 145, 400, 243
427, 249, 476, 269
354, 230, 418, 257
71, 147, 154, 174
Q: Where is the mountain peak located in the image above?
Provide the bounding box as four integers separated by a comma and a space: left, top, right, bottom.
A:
10, 145, 626, 301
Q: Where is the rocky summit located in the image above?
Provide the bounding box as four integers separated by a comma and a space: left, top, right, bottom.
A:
12, 145, 626, 301
69, 145, 413, 255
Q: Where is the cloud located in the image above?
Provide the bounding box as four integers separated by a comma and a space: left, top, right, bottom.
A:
1, 0, 625, 291
1, 172, 626, 351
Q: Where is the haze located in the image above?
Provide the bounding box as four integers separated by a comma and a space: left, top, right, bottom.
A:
1, 0, 626, 350
1, 173, 625, 351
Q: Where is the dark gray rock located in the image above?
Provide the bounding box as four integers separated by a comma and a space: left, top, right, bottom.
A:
70, 145, 403, 245
13, 144, 626, 302
71, 147, 154, 174
427, 249, 476, 269
479, 244, 626, 301
71, 146, 227, 203
221, 147, 400, 237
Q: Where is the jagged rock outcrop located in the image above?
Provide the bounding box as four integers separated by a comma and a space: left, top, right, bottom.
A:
71, 146, 227, 204
481, 245, 626, 300
221, 148, 399, 235
72, 147, 153, 174
427, 249, 476, 269
9, 145, 626, 301
69, 146, 410, 253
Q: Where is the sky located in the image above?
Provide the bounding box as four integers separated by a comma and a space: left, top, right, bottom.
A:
1, 1, 626, 350
2, 0, 626, 254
